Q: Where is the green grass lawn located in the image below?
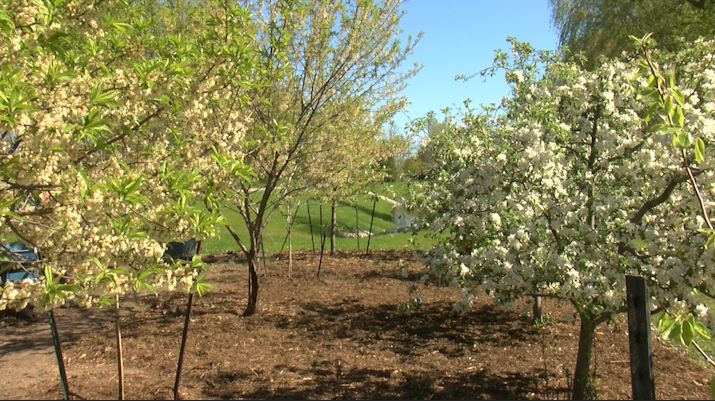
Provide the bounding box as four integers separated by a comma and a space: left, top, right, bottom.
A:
201, 182, 438, 254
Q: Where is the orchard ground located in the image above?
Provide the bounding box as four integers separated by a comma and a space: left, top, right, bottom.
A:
0, 250, 712, 400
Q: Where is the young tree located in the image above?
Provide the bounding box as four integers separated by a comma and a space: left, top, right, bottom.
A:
307, 109, 406, 254
220, 0, 421, 316
414, 38, 715, 399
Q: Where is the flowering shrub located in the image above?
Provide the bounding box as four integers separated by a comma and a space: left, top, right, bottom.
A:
412, 37, 715, 398
0, 0, 254, 311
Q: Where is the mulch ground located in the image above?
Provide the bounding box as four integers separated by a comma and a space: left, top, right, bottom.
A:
0, 249, 712, 400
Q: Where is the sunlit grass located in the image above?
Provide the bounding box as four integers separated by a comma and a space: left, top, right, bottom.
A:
202, 182, 437, 254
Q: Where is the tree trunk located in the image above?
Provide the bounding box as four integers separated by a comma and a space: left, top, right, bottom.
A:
365, 195, 377, 255
330, 200, 337, 255
355, 200, 360, 250
572, 313, 597, 400
115, 294, 125, 400
242, 251, 259, 317
317, 227, 327, 278
307, 200, 315, 253
533, 295, 542, 321
287, 202, 293, 277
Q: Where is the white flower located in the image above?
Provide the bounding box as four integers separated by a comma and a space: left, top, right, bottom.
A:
489, 213, 501, 229
696, 304, 709, 317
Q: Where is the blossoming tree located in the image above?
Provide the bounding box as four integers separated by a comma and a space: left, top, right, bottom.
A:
0, 0, 254, 311
414, 37, 715, 399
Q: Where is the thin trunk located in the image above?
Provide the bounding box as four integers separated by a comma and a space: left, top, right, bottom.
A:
365, 195, 377, 255
115, 294, 125, 400
173, 292, 194, 400
243, 253, 259, 317
330, 200, 337, 255
307, 200, 315, 253
317, 227, 327, 278
47, 310, 69, 400
174, 241, 202, 401
222, 219, 259, 317
572, 313, 597, 400
533, 296, 542, 321
288, 202, 293, 277
355, 200, 360, 250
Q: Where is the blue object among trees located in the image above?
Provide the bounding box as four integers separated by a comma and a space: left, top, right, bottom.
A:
0, 242, 42, 283
163, 239, 199, 262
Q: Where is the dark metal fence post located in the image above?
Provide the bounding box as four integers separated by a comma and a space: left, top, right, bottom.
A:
174, 240, 202, 400
626, 275, 656, 400
47, 310, 70, 400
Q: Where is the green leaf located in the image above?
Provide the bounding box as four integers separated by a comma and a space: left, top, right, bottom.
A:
677, 131, 693, 148
705, 233, 715, 250
638, 87, 660, 102
134, 281, 157, 296
668, 322, 683, 343
664, 96, 674, 118
695, 322, 711, 340
668, 70, 675, 89
659, 314, 678, 339
682, 318, 695, 346
108, 267, 129, 275
193, 274, 214, 297
56, 284, 79, 293
137, 269, 155, 281
109, 22, 132, 34
674, 105, 685, 128
633, 238, 648, 250
695, 138, 705, 164
88, 256, 104, 269
648, 124, 682, 134
672, 89, 685, 107
631, 67, 649, 81
89, 85, 120, 108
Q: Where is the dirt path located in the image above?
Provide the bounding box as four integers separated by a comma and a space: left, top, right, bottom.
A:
0, 250, 712, 400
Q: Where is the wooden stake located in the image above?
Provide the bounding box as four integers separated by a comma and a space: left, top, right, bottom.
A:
626, 275, 655, 400
115, 294, 124, 400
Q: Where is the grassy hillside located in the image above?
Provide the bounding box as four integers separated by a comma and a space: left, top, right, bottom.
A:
202, 182, 437, 254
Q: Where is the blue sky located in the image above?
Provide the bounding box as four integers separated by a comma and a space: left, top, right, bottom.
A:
393, 1, 560, 131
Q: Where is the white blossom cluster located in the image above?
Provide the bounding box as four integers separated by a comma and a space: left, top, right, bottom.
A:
414, 39, 715, 326
1, 0, 254, 310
